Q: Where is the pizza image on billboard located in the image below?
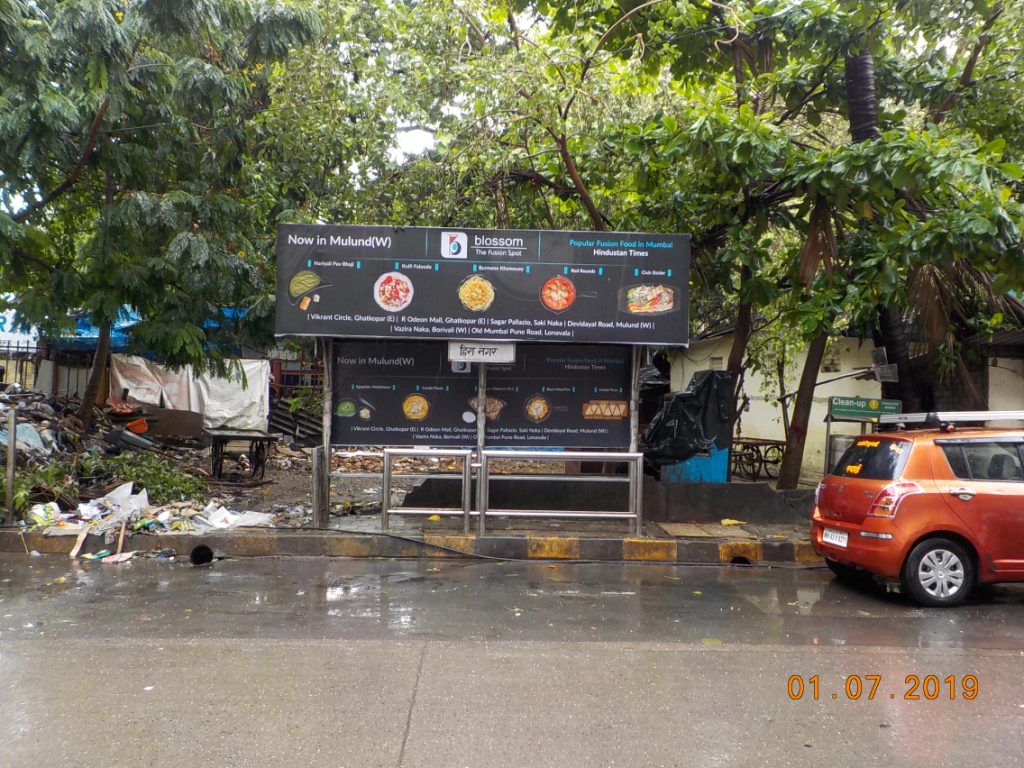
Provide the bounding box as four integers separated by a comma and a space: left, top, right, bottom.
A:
540, 276, 575, 312
374, 272, 414, 312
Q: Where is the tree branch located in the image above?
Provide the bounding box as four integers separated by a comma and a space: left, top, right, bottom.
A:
12, 97, 111, 224
549, 131, 607, 230
932, 3, 1004, 124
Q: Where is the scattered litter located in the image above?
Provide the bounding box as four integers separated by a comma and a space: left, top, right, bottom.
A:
29, 550, 41, 557
720, 518, 747, 527
101, 551, 136, 564
80, 550, 111, 560
700, 637, 723, 646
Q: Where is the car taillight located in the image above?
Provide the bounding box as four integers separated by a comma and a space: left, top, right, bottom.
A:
814, 480, 825, 507
867, 481, 922, 518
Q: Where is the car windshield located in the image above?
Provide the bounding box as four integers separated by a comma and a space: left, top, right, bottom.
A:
832, 437, 910, 480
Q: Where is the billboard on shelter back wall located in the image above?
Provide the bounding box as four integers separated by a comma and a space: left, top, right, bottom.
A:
331, 341, 632, 448
276, 225, 690, 346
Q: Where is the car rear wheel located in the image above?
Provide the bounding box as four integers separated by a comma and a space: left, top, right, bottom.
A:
901, 538, 974, 607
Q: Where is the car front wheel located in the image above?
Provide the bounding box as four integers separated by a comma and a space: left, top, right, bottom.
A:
901, 538, 974, 607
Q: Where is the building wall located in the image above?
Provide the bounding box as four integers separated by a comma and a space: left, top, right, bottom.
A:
988, 357, 1024, 427
671, 335, 883, 486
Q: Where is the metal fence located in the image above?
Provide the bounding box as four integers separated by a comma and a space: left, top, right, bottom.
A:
0, 342, 40, 390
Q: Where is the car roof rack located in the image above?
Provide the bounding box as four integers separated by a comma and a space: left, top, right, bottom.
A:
877, 411, 1024, 429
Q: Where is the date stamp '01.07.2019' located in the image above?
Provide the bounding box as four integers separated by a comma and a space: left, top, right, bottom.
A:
787, 674, 979, 701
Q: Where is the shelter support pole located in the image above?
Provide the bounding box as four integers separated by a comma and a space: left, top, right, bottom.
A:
629, 346, 641, 453
475, 362, 487, 530
313, 339, 332, 528
5, 407, 15, 523
823, 417, 832, 476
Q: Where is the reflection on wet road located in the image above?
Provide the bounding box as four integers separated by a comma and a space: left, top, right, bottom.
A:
3, 555, 1024, 768
3, 555, 1024, 648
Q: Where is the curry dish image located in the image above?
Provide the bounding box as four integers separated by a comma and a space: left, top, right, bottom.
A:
524, 395, 551, 422
458, 275, 495, 312
401, 394, 430, 421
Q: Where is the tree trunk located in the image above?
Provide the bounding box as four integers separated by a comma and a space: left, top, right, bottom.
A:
77, 320, 111, 432
845, 52, 920, 405
877, 305, 921, 410
844, 53, 879, 143
727, 265, 753, 432
775, 331, 828, 489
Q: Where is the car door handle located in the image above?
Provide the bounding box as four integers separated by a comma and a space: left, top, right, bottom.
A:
948, 487, 976, 500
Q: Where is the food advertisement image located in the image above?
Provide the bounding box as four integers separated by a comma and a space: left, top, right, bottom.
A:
374, 271, 414, 312
331, 341, 631, 448
540, 276, 575, 312
276, 225, 690, 345
458, 275, 495, 312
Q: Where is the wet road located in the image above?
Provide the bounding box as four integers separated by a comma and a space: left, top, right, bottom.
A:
2, 554, 1023, 767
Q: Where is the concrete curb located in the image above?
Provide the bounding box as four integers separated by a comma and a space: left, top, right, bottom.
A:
0, 528, 823, 565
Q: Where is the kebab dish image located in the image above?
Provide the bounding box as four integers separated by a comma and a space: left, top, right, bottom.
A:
468, 395, 506, 421
624, 284, 675, 314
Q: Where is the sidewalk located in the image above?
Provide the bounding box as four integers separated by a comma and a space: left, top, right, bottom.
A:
0, 513, 821, 565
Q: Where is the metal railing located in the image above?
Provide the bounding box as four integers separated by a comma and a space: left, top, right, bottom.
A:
381, 448, 474, 533
478, 450, 644, 536
0, 341, 40, 390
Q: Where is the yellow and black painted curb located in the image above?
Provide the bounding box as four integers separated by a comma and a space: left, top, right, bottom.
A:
0, 529, 822, 565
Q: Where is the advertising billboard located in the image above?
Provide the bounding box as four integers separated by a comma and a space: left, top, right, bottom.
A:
276, 225, 690, 346
331, 341, 632, 448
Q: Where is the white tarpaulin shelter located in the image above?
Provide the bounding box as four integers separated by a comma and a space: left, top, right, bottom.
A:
109, 354, 270, 431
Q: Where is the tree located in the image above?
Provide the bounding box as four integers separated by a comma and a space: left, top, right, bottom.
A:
0, 0, 318, 427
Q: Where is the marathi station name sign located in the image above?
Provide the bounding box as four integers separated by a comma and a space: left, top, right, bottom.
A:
275, 225, 690, 346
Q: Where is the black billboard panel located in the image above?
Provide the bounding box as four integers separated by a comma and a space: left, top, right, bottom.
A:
331, 341, 632, 448
277, 225, 689, 346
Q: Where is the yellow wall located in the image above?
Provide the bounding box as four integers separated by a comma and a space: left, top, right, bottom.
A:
988, 357, 1024, 427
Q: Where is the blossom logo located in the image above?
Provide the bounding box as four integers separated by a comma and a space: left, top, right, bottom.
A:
441, 231, 468, 259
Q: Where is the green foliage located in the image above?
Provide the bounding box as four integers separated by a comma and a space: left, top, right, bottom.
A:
0, 460, 78, 513
76, 451, 207, 503
0, 0, 319, 367
283, 386, 323, 415
1, 451, 206, 514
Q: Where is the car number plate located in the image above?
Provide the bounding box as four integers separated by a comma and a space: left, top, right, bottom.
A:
822, 527, 848, 548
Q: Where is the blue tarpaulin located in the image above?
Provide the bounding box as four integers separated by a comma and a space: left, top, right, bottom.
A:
51, 307, 247, 352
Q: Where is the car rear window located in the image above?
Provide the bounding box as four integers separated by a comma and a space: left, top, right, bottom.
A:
832, 437, 910, 480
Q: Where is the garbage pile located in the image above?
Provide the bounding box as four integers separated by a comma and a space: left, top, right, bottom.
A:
26, 481, 281, 536
0, 384, 82, 459
1, 383, 275, 531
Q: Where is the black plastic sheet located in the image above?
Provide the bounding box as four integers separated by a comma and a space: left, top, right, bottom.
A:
642, 371, 733, 466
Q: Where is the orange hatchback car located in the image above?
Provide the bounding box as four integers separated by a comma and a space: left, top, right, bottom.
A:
811, 411, 1024, 607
